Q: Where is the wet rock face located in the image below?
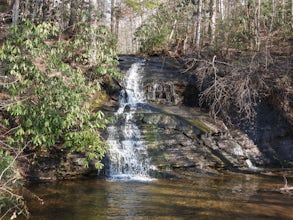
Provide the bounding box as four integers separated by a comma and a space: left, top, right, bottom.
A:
119, 55, 200, 107
136, 106, 265, 177
138, 112, 220, 176
112, 55, 293, 178
143, 82, 182, 105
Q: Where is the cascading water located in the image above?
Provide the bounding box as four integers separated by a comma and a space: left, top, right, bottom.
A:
106, 62, 155, 181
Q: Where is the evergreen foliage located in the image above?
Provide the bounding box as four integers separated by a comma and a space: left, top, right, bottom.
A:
0, 20, 118, 168
0, 20, 119, 218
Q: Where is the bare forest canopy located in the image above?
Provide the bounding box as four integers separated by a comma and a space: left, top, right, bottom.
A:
0, 0, 292, 54
132, 0, 293, 55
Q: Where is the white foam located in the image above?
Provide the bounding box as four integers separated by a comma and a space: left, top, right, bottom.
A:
107, 174, 156, 182
245, 159, 260, 170
106, 62, 156, 180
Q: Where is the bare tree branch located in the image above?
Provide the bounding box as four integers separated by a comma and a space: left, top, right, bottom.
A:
0, 145, 26, 180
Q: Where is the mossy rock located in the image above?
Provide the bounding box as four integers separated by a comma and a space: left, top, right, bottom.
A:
90, 91, 110, 109
187, 118, 211, 133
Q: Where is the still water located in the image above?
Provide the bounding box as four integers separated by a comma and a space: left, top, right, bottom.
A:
26, 174, 293, 220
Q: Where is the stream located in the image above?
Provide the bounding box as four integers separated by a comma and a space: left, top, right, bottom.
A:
26, 174, 293, 220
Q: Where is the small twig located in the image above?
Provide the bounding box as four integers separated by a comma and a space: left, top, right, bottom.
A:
3, 125, 20, 136
0, 97, 30, 110
0, 79, 19, 86
0, 176, 18, 188
0, 186, 22, 200
0, 144, 28, 180
0, 206, 17, 220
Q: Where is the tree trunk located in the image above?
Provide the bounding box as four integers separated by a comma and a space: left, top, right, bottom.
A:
68, 0, 78, 35
169, 19, 177, 42
32, 0, 41, 21
281, 0, 285, 22
247, 0, 253, 49
97, 0, 106, 22
12, 0, 19, 24
42, 0, 50, 21
209, 0, 216, 46
89, 0, 98, 65
265, 0, 275, 68
267, 0, 275, 36
194, 0, 202, 48
254, 0, 261, 51
110, 0, 115, 34
115, 2, 121, 43
291, 0, 293, 28
23, 0, 30, 20
219, 0, 225, 20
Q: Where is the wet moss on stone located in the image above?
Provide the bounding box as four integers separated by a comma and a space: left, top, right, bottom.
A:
187, 118, 211, 133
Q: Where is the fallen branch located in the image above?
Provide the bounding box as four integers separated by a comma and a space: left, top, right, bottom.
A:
280, 176, 293, 195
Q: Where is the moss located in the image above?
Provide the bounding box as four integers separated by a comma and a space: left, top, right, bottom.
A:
187, 118, 211, 133
142, 123, 171, 165
90, 91, 110, 109
149, 150, 170, 168
154, 107, 211, 134
143, 123, 162, 143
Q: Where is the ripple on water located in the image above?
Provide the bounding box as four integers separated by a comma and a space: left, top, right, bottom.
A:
25, 174, 293, 220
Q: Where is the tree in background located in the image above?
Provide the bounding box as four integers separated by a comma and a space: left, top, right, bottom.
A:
3, 0, 293, 54
132, 0, 293, 54
194, 0, 203, 48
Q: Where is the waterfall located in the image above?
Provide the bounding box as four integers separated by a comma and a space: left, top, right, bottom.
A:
245, 159, 259, 170
106, 62, 155, 181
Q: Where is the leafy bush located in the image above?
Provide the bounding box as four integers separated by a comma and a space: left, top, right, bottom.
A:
0, 21, 119, 169
0, 19, 120, 219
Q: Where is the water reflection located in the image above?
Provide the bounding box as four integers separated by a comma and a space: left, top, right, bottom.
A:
25, 174, 293, 220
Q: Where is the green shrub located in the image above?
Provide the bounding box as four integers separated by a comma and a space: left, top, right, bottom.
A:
0, 21, 119, 169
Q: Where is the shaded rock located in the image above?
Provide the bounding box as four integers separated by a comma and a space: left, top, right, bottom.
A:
244, 102, 293, 167
135, 105, 265, 177
23, 150, 100, 182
